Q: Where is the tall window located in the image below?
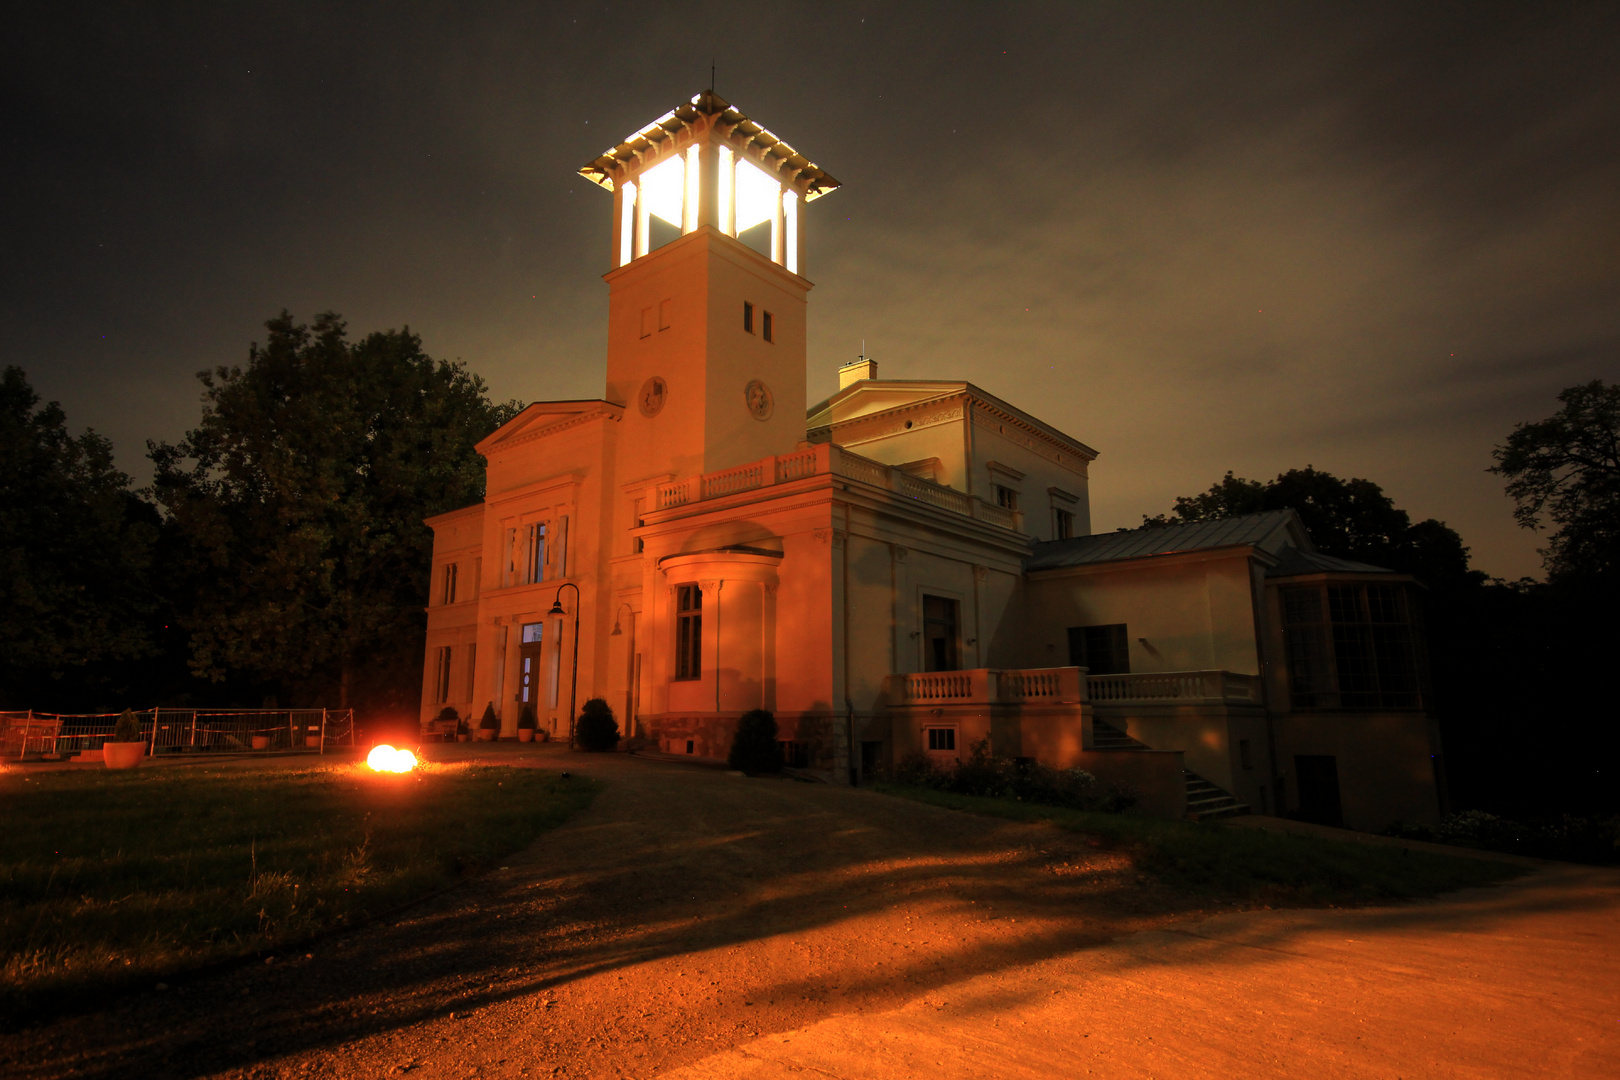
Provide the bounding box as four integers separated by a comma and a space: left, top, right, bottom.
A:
995, 485, 1020, 511
434, 646, 453, 703
922, 594, 960, 672
743, 301, 754, 334
527, 523, 547, 584
1053, 507, 1074, 540
675, 584, 703, 680
1282, 583, 1423, 709
762, 310, 774, 343
440, 563, 458, 605
1068, 624, 1129, 675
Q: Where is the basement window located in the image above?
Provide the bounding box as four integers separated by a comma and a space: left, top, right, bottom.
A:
926, 727, 956, 752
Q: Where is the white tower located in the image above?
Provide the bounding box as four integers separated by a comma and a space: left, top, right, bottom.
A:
579, 92, 840, 478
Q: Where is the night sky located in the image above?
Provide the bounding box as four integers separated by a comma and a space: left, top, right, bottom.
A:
5, 3, 1618, 579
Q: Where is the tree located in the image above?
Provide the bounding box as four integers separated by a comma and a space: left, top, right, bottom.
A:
728, 709, 784, 773
0, 367, 158, 708
149, 311, 521, 712
575, 698, 619, 752
1491, 379, 1620, 583
1144, 466, 1476, 587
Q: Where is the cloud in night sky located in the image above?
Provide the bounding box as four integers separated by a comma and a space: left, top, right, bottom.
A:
3, 2, 1617, 578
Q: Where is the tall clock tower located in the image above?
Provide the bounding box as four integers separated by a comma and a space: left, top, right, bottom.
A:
579, 91, 840, 479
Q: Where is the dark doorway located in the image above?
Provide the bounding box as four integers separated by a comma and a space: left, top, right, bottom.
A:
1294, 755, 1343, 827
861, 741, 882, 782
518, 621, 544, 711
922, 594, 960, 672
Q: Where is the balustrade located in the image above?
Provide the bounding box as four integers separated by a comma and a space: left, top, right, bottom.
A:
1086, 671, 1262, 705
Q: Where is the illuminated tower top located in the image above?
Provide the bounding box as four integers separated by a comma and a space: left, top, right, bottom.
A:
579, 91, 840, 274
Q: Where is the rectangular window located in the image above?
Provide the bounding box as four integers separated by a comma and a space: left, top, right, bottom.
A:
922, 594, 960, 672
995, 485, 1020, 511
762, 310, 774, 343
1282, 583, 1423, 710
658, 298, 672, 331
1067, 624, 1130, 676
743, 301, 754, 333
440, 562, 458, 605
503, 528, 518, 587
631, 496, 646, 554
1239, 738, 1252, 771
1053, 507, 1073, 540
779, 740, 809, 768
527, 523, 547, 584
640, 306, 654, 338
675, 584, 703, 680
926, 727, 957, 752
434, 645, 452, 704
464, 642, 477, 702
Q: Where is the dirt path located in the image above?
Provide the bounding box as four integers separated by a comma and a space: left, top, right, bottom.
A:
3, 746, 1616, 1079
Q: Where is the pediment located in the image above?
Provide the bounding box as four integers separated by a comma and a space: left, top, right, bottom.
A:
475, 400, 623, 455
805, 381, 969, 428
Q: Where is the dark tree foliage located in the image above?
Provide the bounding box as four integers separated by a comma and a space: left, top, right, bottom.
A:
575, 697, 619, 752
149, 312, 521, 715
728, 709, 783, 773
1143, 466, 1476, 587
0, 367, 160, 709
1491, 379, 1620, 584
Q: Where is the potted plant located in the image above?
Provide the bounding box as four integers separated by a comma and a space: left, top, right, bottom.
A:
103, 709, 147, 770
576, 698, 620, 752
477, 703, 499, 741
516, 704, 538, 743
456, 718, 470, 743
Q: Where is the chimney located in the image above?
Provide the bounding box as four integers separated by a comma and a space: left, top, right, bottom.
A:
839, 356, 877, 388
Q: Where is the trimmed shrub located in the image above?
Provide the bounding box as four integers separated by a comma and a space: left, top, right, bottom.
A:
728, 709, 784, 773
575, 698, 619, 752
435, 706, 459, 723
478, 704, 499, 730
884, 739, 1135, 813
112, 709, 142, 743
515, 704, 538, 731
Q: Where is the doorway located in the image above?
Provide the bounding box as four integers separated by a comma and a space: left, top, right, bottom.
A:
1294, 755, 1344, 827
922, 594, 960, 672
518, 622, 544, 719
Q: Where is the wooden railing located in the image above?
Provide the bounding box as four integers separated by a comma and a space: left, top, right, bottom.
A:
1086, 671, 1262, 705
652, 443, 1025, 532
886, 667, 1083, 705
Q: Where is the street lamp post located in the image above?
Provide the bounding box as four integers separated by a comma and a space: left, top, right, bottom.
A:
549, 582, 581, 748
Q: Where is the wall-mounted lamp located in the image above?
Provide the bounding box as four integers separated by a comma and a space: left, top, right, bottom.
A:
610, 602, 634, 636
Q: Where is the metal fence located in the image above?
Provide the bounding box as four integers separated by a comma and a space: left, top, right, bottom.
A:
1, 708, 357, 760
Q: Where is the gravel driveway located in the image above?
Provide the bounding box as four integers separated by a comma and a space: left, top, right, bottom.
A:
3, 744, 1615, 1079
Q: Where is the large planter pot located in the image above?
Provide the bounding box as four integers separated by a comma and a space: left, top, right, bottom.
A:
251, 735, 271, 751
103, 741, 147, 770
517, 729, 534, 743
457, 734, 470, 743
477, 728, 497, 741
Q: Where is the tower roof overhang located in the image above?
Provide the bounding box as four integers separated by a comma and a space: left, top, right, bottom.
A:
578, 90, 841, 202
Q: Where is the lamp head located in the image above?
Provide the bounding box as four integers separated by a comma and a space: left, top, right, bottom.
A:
548, 599, 565, 616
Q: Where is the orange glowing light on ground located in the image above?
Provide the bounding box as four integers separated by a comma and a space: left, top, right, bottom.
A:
366, 745, 418, 773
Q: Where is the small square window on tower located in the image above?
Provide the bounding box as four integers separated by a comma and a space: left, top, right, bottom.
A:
640, 306, 654, 339
743, 301, 754, 333
762, 310, 774, 343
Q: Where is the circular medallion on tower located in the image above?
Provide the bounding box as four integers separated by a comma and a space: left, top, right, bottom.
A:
744, 379, 774, 421
638, 376, 668, 418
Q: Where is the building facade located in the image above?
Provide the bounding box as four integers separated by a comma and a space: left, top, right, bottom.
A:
421, 92, 1444, 831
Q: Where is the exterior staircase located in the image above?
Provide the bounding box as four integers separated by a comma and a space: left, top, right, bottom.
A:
1091, 717, 1250, 821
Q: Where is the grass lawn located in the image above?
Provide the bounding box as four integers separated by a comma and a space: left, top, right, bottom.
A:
876, 784, 1523, 905
0, 760, 599, 1025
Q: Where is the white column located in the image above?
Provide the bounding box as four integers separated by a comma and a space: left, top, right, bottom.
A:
683, 145, 700, 234
619, 181, 637, 266
783, 189, 799, 274
634, 177, 650, 259
770, 186, 785, 265
718, 146, 735, 237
